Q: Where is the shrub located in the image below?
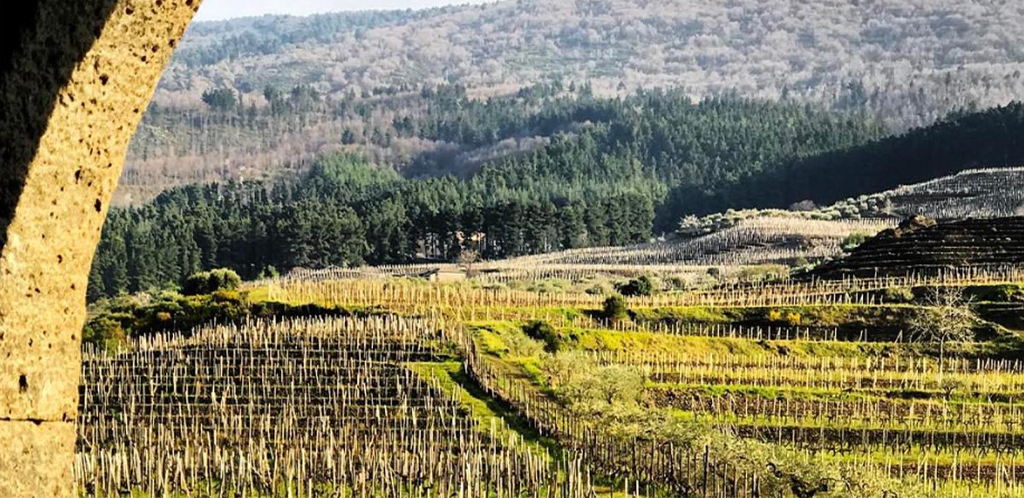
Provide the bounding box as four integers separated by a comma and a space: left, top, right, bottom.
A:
616, 276, 654, 297
602, 295, 629, 321
82, 316, 128, 353
212, 290, 243, 304
551, 355, 645, 413
258, 265, 280, 279
880, 286, 914, 304
664, 276, 687, 290
183, 273, 209, 296
183, 269, 242, 296
523, 320, 563, 353
841, 231, 871, 251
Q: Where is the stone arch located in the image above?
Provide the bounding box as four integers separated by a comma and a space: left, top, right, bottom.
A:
0, 1, 201, 496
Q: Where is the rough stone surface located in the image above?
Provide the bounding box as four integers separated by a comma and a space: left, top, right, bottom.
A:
0, 421, 75, 498
0, 1, 200, 496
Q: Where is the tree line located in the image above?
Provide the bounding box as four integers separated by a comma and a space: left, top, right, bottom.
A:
688, 102, 1024, 213
89, 154, 655, 299
92, 95, 1024, 299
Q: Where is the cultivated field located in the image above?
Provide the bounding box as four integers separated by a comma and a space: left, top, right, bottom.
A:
840, 167, 1024, 221
76, 316, 596, 497
77, 248, 1024, 497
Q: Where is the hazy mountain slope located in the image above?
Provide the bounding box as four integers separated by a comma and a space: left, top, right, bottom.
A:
154, 0, 1024, 128
119, 0, 1024, 205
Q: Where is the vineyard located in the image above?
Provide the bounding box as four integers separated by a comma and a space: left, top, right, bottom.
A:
75, 316, 598, 497
77, 238, 1024, 497
834, 167, 1024, 221
815, 217, 1024, 278
499, 217, 892, 269
267, 216, 892, 290
462, 318, 1024, 498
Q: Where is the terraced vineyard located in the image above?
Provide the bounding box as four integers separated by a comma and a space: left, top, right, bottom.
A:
248, 267, 1024, 496
466, 318, 1024, 498
837, 167, 1024, 221
676, 345, 1024, 483
75, 316, 595, 497
78, 243, 1024, 497
816, 217, 1024, 278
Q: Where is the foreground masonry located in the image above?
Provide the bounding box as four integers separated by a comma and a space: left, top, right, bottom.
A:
0, 1, 200, 496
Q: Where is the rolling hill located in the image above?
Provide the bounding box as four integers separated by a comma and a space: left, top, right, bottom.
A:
160, 0, 1024, 128
118, 0, 1024, 204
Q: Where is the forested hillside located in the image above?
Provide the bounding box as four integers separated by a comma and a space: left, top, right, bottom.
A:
95, 94, 881, 297
119, 0, 1024, 204
681, 102, 1024, 215
92, 96, 1024, 299
162, 0, 1024, 123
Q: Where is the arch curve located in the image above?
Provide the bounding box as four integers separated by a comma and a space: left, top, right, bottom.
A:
0, 1, 201, 496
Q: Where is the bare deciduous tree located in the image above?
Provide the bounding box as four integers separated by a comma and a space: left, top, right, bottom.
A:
458, 248, 480, 276
907, 286, 976, 370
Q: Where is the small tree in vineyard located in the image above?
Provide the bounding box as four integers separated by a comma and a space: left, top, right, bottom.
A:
908, 286, 976, 370
523, 320, 562, 353
602, 295, 629, 322
615, 275, 654, 297
458, 249, 480, 277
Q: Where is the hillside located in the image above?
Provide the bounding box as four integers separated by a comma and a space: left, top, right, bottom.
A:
680, 166, 1024, 233
499, 217, 891, 268
118, 0, 1024, 203
814, 215, 1024, 278
160, 0, 1024, 127
677, 103, 1024, 216
90, 102, 1024, 300
834, 167, 1024, 220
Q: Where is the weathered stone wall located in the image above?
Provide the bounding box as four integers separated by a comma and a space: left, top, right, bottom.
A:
0, 1, 200, 496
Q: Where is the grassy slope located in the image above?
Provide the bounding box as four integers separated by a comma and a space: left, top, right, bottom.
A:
407, 361, 557, 456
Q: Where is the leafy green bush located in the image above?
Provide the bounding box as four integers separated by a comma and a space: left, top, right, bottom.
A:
183, 274, 209, 296
183, 269, 242, 296
602, 295, 629, 321
615, 276, 654, 297
523, 321, 563, 353
841, 231, 871, 251
82, 317, 127, 354
258, 265, 280, 279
